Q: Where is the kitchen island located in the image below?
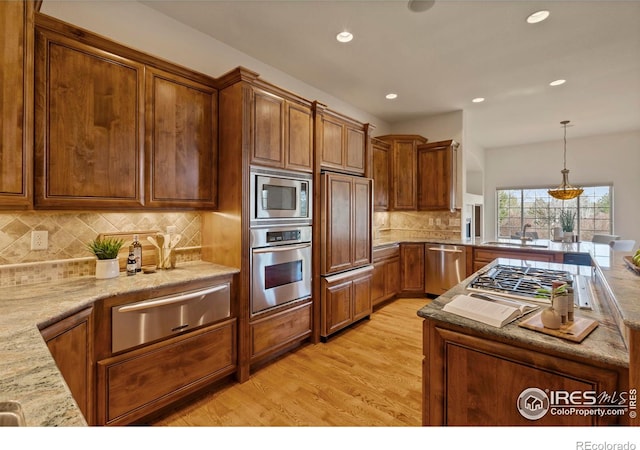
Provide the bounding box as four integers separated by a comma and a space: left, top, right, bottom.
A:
0, 261, 239, 426
418, 250, 640, 426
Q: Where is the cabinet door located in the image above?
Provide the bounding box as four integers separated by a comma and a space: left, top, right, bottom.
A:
323, 279, 353, 336
97, 319, 236, 425
250, 300, 312, 361
372, 139, 390, 211
322, 173, 353, 274
0, 1, 33, 209
345, 125, 365, 174
352, 177, 372, 267
400, 243, 425, 293
35, 29, 145, 208
392, 140, 418, 210
251, 87, 284, 168
418, 144, 451, 210
319, 116, 344, 171
417, 140, 460, 211
285, 102, 313, 172
146, 68, 217, 208
41, 307, 94, 424
352, 273, 372, 322
385, 257, 400, 297
371, 261, 386, 306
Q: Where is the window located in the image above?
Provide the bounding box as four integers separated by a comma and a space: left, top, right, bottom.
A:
496, 186, 612, 241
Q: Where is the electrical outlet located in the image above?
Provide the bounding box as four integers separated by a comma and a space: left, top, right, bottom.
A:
31, 230, 48, 250
166, 226, 177, 235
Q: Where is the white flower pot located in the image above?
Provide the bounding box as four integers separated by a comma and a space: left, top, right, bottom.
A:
95, 258, 120, 279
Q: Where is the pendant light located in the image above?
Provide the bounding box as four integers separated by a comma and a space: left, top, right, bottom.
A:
548, 120, 583, 200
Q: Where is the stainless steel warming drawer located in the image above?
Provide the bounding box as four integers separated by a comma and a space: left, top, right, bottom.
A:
111, 283, 231, 353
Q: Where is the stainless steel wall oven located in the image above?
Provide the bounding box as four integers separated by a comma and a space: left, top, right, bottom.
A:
250, 225, 312, 314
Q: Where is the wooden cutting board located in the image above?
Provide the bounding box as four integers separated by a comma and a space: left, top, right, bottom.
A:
518, 311, 598, 343
97, 230, 160, 270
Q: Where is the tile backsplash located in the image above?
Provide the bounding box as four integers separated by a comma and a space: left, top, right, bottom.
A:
374, 210, 462, 240
0, 211, 201, 287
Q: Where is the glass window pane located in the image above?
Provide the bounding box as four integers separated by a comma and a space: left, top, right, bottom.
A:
496, 186, 611, 241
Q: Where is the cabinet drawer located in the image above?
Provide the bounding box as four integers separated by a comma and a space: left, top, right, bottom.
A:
97, 319, 236, 425
250, 300, 312, 360
373, 244, 400, 261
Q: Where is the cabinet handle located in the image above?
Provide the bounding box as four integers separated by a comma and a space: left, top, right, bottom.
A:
427, 247, 463, 253
117, 284, 228, 313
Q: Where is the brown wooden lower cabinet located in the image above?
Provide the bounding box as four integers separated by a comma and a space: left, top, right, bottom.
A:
96, 318, 236, 426
372, 244, 400, 306
400, 243, 425, 294
40, 307, 94, 425
423, 320, 627, 426
249, 299, 312, 363
321, 266, 373, 338
472, 247, 562, 272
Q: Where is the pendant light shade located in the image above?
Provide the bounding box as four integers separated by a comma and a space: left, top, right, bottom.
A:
548, 120, 583, 200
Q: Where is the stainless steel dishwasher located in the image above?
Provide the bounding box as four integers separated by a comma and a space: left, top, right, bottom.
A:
425, 244, 467, 296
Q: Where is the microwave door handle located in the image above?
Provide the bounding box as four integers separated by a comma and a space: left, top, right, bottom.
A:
261, 189, 268, 209
253, 243, 311, 254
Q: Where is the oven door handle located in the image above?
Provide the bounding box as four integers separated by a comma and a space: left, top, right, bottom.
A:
252, 243, 311, 254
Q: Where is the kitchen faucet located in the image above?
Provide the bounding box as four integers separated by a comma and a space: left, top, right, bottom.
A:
521, 223, 532, 241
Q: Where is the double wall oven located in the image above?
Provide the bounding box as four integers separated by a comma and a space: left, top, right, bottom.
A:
250, 167, 313, 315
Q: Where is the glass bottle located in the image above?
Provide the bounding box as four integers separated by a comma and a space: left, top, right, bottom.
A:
132, 234, 142, 272
126, 245, 137, 276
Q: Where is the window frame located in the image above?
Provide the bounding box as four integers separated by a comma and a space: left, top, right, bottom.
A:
495, 184, 614, 241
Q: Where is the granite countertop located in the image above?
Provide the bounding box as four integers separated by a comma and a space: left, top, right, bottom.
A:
417, 256, 636, 369
0, 261, 239, 426
374, 235, 606, 255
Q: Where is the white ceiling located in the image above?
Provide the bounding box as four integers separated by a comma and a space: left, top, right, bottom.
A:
141, 0, 640, 149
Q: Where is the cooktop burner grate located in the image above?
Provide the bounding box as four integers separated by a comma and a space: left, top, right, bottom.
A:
467, 264, 573, 301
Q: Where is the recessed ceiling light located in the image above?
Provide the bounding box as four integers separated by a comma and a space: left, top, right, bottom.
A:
385, 93, 398, 100
549, 79, 566, 86
336, 31, 353, 43
407, 0, 435, 13
472, 97, 485, 103
527, 10, 550, 24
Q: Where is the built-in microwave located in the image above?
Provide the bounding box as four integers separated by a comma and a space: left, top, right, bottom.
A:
250, 167, 312, 225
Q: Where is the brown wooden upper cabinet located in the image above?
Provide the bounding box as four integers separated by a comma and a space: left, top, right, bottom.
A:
315, 103, 367, 176
375, 135, 428, 210
371, 138, 391, 211
0, 1, 34, 209
145, 67, 218, 208
321, 172, 372, 275
417, 139, 460, 211
34, 14, 218, 209
251, 86, 313, 172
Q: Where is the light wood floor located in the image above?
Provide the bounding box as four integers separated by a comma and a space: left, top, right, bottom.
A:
150, 298, 427, 426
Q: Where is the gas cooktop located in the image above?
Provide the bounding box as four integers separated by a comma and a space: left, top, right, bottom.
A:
467, 264, 573, 302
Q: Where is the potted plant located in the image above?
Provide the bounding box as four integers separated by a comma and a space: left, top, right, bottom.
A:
559, 209, 576, 241
87, 237, 125, 279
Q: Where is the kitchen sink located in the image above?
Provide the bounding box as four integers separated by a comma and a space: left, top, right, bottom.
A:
482, 241, 549, 249
0, 401, 26, 426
